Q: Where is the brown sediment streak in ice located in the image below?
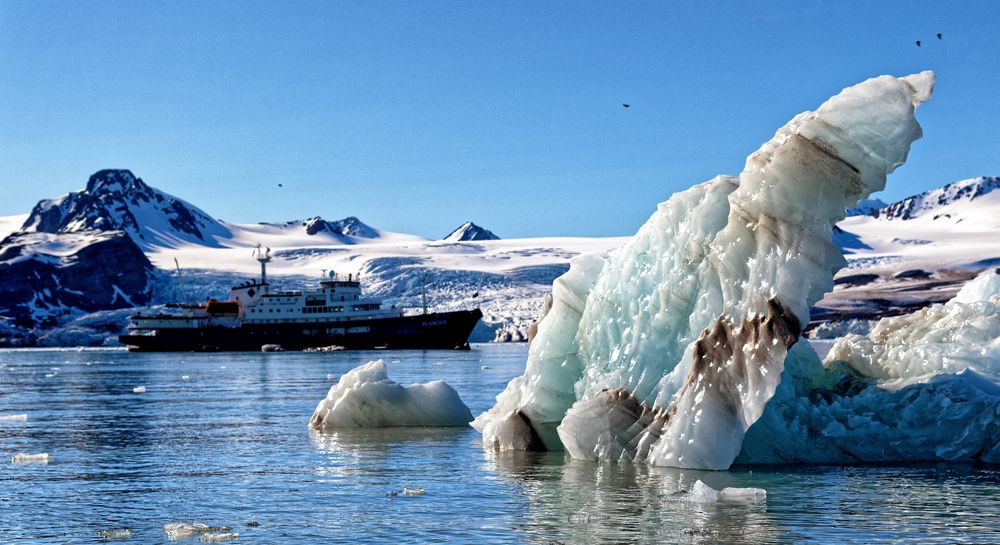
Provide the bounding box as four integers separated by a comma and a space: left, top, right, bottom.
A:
484, 410, 546, 452
684, 298, 802, 422
558, 298, 801, 466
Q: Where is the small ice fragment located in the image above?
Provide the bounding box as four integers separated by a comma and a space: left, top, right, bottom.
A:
568, 512, 605, 524
305, 345, 345, 352
481, 366, 491, 370
719, 486, 767, 502
327, 373, 336, 380
200, 533, 238, 543
12, 453, 50, 464
0, 414, 28, 421
684, 480, 718, 503
261, 344, 284, 352
182, 375, 190, 380
50, 367, 60, 371
133, 386, 146, 394
98, 528, 133, 540
401, 487, 425, 496
163, 523, 231, 540
45, 373, 57, 378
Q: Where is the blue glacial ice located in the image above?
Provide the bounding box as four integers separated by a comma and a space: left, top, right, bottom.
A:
472, 71, 969, 469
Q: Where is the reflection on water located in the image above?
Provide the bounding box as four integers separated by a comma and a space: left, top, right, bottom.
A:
1, 345, 999, 544
485, 449, 781, 544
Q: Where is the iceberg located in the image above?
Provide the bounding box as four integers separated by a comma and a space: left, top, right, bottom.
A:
310, 359, 473, 429
738, 268, 1000, 464
474, 71, 936, 469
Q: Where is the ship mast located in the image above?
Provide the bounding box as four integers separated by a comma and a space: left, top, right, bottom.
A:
420, 270, 428, 315
254, 243, 272, 292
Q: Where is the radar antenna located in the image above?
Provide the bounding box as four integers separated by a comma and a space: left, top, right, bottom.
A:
253, 243, 272, 289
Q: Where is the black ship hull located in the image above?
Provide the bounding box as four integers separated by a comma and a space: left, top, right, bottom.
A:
119, 309, 482, 352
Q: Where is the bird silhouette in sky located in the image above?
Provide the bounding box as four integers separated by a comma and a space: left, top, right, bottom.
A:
623, 103, 630, 108
937, 33, 942, 40
915, 40, 922, 47
278, 183, 283, 188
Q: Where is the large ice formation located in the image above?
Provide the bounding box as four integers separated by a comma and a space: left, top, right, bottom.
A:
739, 268, 1000, 464
310, 360, 473, 429
473, 72, 937, 469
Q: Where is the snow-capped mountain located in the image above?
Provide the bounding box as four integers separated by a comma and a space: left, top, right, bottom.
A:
845, 198, 887, 217
875, 176, 1000, 221
0, 229, 158, 345
264, 216, 380, 243
21, 169, 231, 251
443, 221, 500, 241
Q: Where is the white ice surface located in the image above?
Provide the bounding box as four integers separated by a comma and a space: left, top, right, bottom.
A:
0, 214, 28, 240
826, 268, 1000, 379
309, 360, 473, 429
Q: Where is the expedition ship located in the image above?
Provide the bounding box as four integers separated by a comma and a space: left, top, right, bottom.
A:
119, 247, 482, 352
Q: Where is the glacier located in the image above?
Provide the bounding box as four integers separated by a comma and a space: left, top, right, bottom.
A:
309, 360, 473, 429
474, 71, 944, 469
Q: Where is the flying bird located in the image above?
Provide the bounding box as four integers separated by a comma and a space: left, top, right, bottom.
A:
623, 103, 630, 108
915, 40, 921, 47
278, 183, 283, 188
937, 33, 942, 40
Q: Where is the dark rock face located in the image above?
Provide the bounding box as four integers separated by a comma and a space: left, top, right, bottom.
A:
21, 169, 229, 249
0, 230, 157, 333
443, 221, 500, 241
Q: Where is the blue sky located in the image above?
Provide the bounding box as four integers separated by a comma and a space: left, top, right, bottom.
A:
1, 1, 998, 238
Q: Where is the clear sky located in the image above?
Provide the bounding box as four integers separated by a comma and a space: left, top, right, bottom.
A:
1, 1, 998, 239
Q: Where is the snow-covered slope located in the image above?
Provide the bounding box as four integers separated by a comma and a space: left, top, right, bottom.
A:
0, 214, 28, 241
813, 177, 1000, 328
21, 169, 231, 251
443, 221, 500, 241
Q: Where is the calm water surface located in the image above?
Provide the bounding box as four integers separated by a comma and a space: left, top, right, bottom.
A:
1, 344, 999, 544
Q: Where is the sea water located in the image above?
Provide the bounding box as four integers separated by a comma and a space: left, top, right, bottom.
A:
1, 345, 999, 544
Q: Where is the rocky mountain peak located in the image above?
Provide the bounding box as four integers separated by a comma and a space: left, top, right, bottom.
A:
20, 169, 229, 250
876, 177, 1000, 221
84, 169, 148, 195
443, 221, 500, 242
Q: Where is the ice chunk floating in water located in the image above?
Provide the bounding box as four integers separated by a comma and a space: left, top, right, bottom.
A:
474, 72, 937, 469
12, 453, 50, 464
677, 480, 766, 504
163, 522, 231, 540
310, 359, 473, 429
738, 268, 1000, 464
